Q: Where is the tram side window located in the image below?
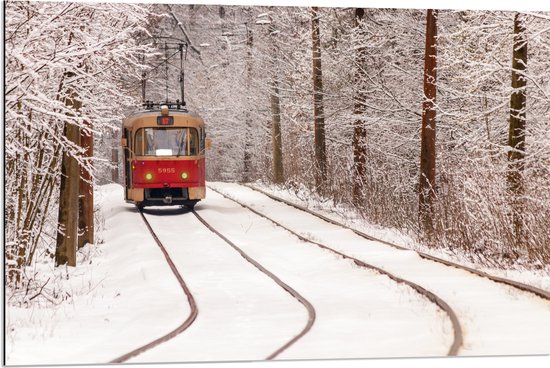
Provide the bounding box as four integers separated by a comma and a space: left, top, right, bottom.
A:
199, 127, 205, 153
135, 129, 143, 155
189, 129, 198, 156
136, 127, 199, 156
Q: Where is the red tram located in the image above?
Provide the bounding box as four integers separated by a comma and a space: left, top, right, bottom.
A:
122, 103, 208, 210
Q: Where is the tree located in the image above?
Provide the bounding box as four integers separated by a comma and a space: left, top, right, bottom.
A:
269, 16, 285, 184
243, 24, 254, 182
434, 10, 549, 263
419, 9, 438, 238
5, 1, 153, 275
507, 13, 528, 249
149, 5, 549, 266
78, 120, 94, 249
311, 6, 328, 190
352, 8, 367, 204
55, 80, 81, 267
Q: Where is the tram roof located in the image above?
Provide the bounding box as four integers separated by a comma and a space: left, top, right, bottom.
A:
123, 108, 204, 129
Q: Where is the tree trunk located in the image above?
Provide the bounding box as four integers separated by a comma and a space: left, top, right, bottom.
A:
507, 13, 527, 250
55, 91, 81, 267
78, 121, 94, 249
111, 129, 119, 183
243, 25, 254, 182
352, 8, 367, 204
419, 9, 438, 238
55, 121, 80, 267
311, 6, 327, 190
269, 19, 284, 184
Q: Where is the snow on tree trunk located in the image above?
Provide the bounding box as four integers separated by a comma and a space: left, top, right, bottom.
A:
507, 13, 528, 252
55, 86, 81, 267
419, 9, 438, 239
243, 26, 254, 183
269, 19, 285, 184
78, 120, 94, 249
352, 8, 368, 205
311, 7, 328, 191
111, 129, 120, 183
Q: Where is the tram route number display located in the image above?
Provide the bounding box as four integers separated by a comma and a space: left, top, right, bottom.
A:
157, 116, 174, 126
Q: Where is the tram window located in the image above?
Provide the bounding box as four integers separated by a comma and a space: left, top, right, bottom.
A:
135, 130, 143, 155
136, 127, 199, 156
199, 127, 205, 153
189, 129, 198, 156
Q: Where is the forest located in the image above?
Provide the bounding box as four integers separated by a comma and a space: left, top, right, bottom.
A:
4, 0, 550, 303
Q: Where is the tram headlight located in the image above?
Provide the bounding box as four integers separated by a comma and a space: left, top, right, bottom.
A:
181, 172, 188, 180
145, 172, 153, 181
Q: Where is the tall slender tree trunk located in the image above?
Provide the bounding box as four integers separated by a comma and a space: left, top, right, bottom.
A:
311, 6, 327, 190
243, 25, 254, 182
419, 9, 438, 238
352, 8, 367, 204
269, 19, 284, 184
78, 121, 94, 249
55, 94, 81, 267
111, 129, 119, 183
507, 13, 528, 251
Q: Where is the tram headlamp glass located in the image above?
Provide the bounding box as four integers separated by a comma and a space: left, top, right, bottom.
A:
181, 172, 188, 180
145, 173, 153, 181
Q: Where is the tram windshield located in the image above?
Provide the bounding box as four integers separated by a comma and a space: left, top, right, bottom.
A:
135, 127, 199, 156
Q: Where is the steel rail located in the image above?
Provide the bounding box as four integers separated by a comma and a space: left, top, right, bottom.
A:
191, 209, 316, 360
244, 184, 550, 301
209, 186, 462, 356
110, 208, 198, 363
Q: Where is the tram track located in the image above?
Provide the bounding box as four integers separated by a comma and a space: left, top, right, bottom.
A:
110, 209, 198, 363
191, 210, 316, 360
242, 184, 550, 302
113, 205, 316, 362
207, 186, 463, 356
114, 180, 550, 361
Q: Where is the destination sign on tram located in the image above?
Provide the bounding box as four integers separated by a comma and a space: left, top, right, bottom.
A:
157, 116, 174, 126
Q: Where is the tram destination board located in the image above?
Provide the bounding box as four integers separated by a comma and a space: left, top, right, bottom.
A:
157, 116, 174, 126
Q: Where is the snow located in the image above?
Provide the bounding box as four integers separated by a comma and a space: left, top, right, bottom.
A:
184, 191, 452, 360
127, 207, 307, 362
207, 182, 550, 356
4, 183, 550, 368
249, 182, 550, 291
6, 184, 190, 365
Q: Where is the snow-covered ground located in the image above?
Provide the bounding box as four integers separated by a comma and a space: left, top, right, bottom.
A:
5, 184, 191, 365
4, 183, 549, 368
209, 182, 550, 356
249, 181, 550, 291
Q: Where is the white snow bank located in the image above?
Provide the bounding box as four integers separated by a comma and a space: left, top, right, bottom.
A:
5, 184, 190, 365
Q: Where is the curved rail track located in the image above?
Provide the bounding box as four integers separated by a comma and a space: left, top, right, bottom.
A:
208, 186, 463, 356
111, 184, 549, 362
243, 184, 550, 302
112, 206, 316, 362
191, 210, 316, 360
110, 209, 198, 363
